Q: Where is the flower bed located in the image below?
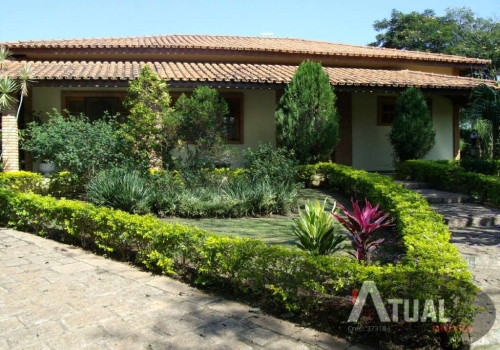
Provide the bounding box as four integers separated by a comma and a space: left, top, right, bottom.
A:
0, 163, 477, 347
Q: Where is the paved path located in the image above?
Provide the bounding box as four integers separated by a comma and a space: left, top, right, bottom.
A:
434, 205, 500, 349
0, 228, 369, 350
397, 181, 500, 348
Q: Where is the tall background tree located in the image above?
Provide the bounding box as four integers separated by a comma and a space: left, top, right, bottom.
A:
388, 87, 436, 163
275, 60, 340, 165
121, 66, 178, 171
370, 8, 500, 80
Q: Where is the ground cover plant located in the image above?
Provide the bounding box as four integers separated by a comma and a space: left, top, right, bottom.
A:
0, 163, 478, 349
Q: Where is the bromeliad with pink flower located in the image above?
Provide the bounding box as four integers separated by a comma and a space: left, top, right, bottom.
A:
332, 198, 393, 264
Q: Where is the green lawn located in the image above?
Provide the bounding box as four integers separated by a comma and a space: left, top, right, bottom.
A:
160, 187, 404, 263
161, 188, 351, 246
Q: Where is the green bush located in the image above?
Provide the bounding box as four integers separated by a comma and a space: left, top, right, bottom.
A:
459, 158, 500, 176
242, 142, 298, 186
397, 159, 500, 207
121, 66, 179, 171
275, 60, 340, 164
175, 86, 234, 170
292, 199, 345, 255
150, 173, 298, 218
0, 171, 44, 193
388, 87, 436, 163
86, 169, 154, 214
21, 112, 126, 182
48, 171, 85, 199
0, 162, 477, 348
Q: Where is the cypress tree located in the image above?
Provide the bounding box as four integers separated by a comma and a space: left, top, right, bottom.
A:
275, 60, 340, 165
388, 87, 436, 163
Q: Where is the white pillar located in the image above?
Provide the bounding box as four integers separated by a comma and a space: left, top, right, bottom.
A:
1, 107, 19, 172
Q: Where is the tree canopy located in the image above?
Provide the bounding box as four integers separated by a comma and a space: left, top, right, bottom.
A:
388, 87, 436, 163
275, 60, 340, 165
370, 8, 500, 79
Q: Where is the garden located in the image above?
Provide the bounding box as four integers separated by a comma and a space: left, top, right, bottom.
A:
0, 60, 481, 349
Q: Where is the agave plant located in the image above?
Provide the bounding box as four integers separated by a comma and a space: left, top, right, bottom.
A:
292, 199, 345, 255
332, 199, 392, 264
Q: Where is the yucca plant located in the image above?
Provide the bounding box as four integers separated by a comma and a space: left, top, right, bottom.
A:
292, 199, 345, 255
332, 198, 392, 264
86, 169, 154, 214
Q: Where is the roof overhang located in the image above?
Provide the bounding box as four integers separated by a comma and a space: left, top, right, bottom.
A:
3, 60, 497, 95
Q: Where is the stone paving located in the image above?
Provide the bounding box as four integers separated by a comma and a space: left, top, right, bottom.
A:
0, 228, 370, 350
397, 181, 500, 348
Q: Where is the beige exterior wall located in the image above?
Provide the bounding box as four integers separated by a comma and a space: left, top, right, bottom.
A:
31, 87, 455, 172
352, 93, 453, 171
31, 87, 277, 169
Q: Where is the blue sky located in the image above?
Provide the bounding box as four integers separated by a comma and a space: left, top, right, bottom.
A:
0, 0, 497, 45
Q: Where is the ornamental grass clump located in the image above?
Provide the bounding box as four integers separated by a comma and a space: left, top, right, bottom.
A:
292, 199, 346, 255
86, 168, 154, 214
332, 198, 393, 264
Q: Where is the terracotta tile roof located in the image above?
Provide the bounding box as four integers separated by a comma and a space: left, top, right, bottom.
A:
2, 60, 497, 90
1, 34, 489, 65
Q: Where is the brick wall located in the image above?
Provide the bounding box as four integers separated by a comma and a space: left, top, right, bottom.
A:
1, 107, 19, 172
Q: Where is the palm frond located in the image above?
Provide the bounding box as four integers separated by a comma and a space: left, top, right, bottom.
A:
0, 47, 12, 70
17, 64, 33, 96
0, 76, 18, 110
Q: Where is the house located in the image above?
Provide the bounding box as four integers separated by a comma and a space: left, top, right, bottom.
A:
1, 34, 497, 172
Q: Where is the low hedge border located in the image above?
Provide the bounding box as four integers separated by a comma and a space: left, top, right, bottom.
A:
0, 163, 477, 347
396, 159, 500, 207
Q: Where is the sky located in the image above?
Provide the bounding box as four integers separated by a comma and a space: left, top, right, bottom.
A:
0, 0, 498, 46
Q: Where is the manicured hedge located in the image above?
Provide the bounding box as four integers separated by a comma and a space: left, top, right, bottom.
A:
459, 158, 500, 177
0, 164, 478, 347
0, 171, 44, 193
397, 159, 500, 207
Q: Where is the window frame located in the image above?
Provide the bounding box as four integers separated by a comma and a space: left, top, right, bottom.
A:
377, 96, 433, 126
61, 91, 128, 121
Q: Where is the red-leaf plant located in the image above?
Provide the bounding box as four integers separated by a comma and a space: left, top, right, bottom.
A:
332, 198, 393, 264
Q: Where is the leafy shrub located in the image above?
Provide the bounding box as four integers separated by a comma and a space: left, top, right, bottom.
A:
48, 171, 85, 199
86, 169, 154, 214
388, 87, 436, 163
21, 112, 126, 182
0, 171, 44, 193
175, 86, 234, 170
242, 142, 298, 185
275, 60, 340, 164
121, 66, 179, 170
459, 158, 500, 176
332, 199, 392, 264
292, 199, 345, 255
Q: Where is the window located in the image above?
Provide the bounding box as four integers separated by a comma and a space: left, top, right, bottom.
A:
377, 97, 397, 126
171, 92, 243, 143
62, 92, 127, 121
377, 96, 433, 126
222, 94, 243, 143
